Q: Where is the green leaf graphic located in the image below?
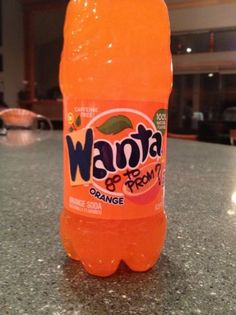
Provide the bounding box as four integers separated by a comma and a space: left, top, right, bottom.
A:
69, 127, 74, 133
97, 115, 133, 135
75, 115, 81, 127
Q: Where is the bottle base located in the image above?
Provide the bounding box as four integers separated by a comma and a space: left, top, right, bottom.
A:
60, 209, 167, 277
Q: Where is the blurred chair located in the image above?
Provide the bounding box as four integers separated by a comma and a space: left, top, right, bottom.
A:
168, 133, 198, 141
0, 108, 53, 130
230, 129, 236, 145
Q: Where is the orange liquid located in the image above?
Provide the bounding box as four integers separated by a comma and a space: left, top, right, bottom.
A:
61, 210, 167, 276
60, 0, 172, 277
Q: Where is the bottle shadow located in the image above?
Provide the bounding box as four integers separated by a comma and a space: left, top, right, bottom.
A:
59, 254, 189, 314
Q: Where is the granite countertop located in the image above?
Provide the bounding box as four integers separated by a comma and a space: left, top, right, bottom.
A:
0, 131, 236, 315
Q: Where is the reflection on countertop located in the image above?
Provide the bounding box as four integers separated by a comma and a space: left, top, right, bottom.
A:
0, 130, 53, 147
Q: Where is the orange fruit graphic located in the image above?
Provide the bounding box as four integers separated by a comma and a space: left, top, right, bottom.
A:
89, 109, 159, 195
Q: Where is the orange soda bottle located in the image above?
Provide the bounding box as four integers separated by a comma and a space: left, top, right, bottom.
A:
60, 0, 172, 277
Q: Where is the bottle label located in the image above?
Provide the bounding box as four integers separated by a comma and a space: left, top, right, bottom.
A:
64, 100, 168, 219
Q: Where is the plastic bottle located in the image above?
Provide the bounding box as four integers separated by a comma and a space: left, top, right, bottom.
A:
60, 0, 172, 277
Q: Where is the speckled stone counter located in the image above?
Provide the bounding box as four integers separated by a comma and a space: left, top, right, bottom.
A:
0, 131, 236, 315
